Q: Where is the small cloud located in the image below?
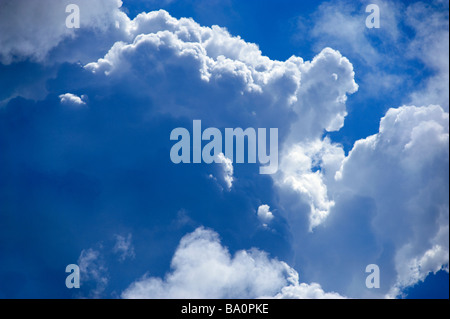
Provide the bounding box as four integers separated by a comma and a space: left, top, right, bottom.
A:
257, 204, 274, 226
59, 93, 87, 106
113, 234, 135, 262
216, 153, 234, 190
78, 248, 108, 298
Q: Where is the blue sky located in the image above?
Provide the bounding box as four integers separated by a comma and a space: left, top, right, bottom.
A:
0, 0, 448, 299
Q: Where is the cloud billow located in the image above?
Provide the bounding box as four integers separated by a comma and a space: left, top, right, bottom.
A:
122, 227, 343, 299
0, 0, 448, 299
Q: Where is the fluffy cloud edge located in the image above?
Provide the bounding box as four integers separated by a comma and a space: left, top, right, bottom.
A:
121, 227, 345, 299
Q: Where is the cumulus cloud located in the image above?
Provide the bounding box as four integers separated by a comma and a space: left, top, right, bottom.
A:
81, 10, 358, 229
334, 104, 449, 297
1, 3, 447, 299
388, 244, 449, 298
59, 93, 87, 106
257, 204, 274, 226
269, 0, 449, 296
122, 227, 343, 299
50, 6, 450, 300
0, 0, 127, 64
277, 138, 345, 230
83, 10, 357, 137
306, 0, 449, 111
287, 48, 358, 140
273, 283, 345, 299
216, 153, 234, 190
274, 104, 448, 298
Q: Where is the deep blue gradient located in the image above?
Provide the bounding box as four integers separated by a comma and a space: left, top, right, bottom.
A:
405, 270, 449, 299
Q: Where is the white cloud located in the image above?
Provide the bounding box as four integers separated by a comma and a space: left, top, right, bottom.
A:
287, 48, 358, 140
84, 10, 357, 139
388, 244, 449, 298
216, 153, 234, 190
1, 7, 359, 297
257, 204, 274, 226
59, 93, 87, 106
66, 9, 362, 297
273, 104, 448, 298
272, 0, 449, 296
335, 104, 449, 297
309, 0, 401, 66
122, 227, 344, 299
78, 248, 109, 298
406, 1, 449, 111
277, 138, 345, 230
307, 0, 449, 112
4, 4, 445, 299
273, 283, 345, 299
113, 234, 135, 261
81, 11, 358, 232
0, 0, 127, 64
